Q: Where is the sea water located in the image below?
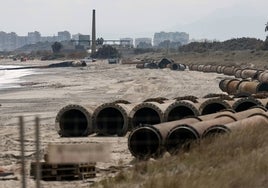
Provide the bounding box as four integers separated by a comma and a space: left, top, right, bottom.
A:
0, 65, 36, 89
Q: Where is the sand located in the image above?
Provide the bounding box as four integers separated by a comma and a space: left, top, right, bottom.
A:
0, 58, 225, 187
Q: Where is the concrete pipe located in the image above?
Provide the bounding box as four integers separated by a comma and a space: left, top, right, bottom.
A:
92, 102, 136, 136
237, 81, 268, 94
219, 78, 237, 93
226, 79, 241, 95
198, 98, 233, 115
234, 69, 243, 78
210, 65, 218, 73
232, 97, 264, 112
223, 66, 237, 76
202, 65, 212, 72
257, 71, 268, 83
128, 117, 201, 159
165, 107, 266, 154
173, 95, 198, 103
202, 113, 268, 137
55, 104, 94, 137
169, 63, 186, 71
129, 102, 171, 129
216, 65, 223, 74
197, 65, 205, 71
163, 100, 200, 122
240, 69, 258, 79
112, 99, 131, 104
136, 63, 145, 69
190, 64, 199, 71
165, 114, 236, 154
143, 97, 169, 104
203, 93, 233, 100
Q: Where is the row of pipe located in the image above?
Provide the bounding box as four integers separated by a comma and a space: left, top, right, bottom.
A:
219, 78, 268, 95
136, 58, 187, 71
188, 64, 268, 82
55, 96, 268, 138
128, 107, 268, 159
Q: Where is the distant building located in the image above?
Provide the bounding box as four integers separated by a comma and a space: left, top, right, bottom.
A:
120, 38, 133, 47
153, 32, 189, 46
57, 31, 71, 41
135, 38, 152, 48
27, 31, 41, 44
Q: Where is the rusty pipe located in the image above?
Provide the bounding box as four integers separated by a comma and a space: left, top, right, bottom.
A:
257, 71, 268, 83
198, 98, 233, 115
240, 69, 259, 79
226, 79, 241, 95
92, 102, 136, 136
128, 117, 201, 159
219, 78, 238, 93
237, 80, 268, 94
163, 100, 200, 122
129, 101, 173, 129
232, 97, 265, 112
165, 107, 266, 154
202, 113, 268, 137
55, 104, 94, 137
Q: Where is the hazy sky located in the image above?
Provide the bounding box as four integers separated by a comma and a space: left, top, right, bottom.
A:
1, 0, 268, 41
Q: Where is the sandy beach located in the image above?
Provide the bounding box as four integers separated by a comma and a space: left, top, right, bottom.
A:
0, 58, 225, 187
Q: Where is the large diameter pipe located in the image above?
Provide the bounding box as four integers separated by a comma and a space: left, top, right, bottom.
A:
232, 97, 264, 112
163, 100, 200, 122
203, 113, 268, 137
240, 69, 259, 79
92, 102, 136, 136
55, 104, 94, 137
222, 66, 237, 76
219, 79, 237, 93
257, 71, 268, 83
226, 79, 241, 95
166, 115, 236, 154
128, 117, 201, 159
198, 98, 233, 115
165, 107, 266, 154
237, 80, 268, 94
129, 102, 170, 129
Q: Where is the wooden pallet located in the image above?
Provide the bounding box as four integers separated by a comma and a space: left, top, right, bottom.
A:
30, 162, 96, 181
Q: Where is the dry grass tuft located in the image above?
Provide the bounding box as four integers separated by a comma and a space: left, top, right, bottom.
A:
93, 125, 268, 188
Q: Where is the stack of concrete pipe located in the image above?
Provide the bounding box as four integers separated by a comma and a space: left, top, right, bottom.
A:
219, 78, 268, 95
55, 95, 268, 138
128, 107, 268, 159
188, 63, 266, 79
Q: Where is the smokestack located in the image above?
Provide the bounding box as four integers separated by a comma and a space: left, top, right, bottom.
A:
91, 9, 96, 54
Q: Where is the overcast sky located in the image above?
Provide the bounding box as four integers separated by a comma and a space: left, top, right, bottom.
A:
1, 0, 267, 41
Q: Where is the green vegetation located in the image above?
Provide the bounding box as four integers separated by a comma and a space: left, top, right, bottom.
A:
93, 125, 268, 188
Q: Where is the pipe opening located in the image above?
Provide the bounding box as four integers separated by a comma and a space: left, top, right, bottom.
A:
129, 128, 161, 159
203, 126, 229, 138
96, 107, 124, 135
132, 108, 161, 128
171, 64, 179, 70
201, 103, 228, 115
234, 102, 258, 112
59, 109, 88, 137
257, 83, 268, 92
166, 126, 198, 155
167, 106, 196, 121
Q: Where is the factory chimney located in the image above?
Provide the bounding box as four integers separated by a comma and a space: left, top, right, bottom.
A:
91, 9, 96, 54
